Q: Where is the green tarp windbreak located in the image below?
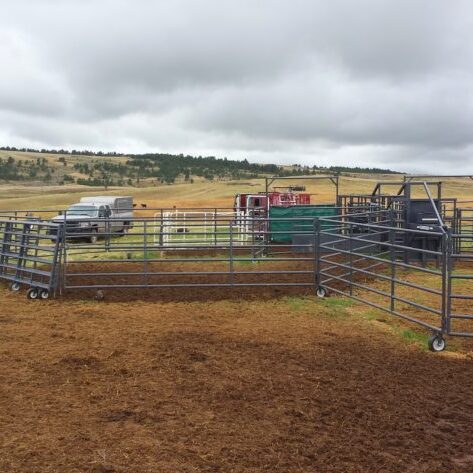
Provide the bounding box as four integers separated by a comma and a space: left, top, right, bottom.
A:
269, 205, 338, 242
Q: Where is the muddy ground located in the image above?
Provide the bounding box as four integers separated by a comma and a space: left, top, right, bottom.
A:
2, 284, 473, 473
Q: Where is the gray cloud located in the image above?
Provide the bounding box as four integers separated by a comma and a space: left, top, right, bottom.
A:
0, 0, 472, 172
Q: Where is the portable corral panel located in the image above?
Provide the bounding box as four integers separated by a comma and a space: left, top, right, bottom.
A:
0, 218, 61, 297
269, 205, 339, 243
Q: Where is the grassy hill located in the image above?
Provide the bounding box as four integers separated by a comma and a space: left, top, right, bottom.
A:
0, 174, 471, 214
0, 147, 400, 188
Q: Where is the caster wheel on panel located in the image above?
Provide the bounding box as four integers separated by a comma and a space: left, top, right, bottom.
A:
428, 334, 446, 352
26, 288, 39, 300
316, 287, 328, 298
39, 289, 50, 300
9, 282, 21, 292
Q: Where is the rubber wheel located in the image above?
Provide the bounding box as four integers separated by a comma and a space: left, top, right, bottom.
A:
26, 288, 39, 300
9, 282, 21, 292
39, 289, 50, 300
428, 335, 446, 352
89, 228, 98, 244
316, 287, 327, 298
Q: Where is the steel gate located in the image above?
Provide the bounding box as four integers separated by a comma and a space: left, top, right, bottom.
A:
0, 218, 62, 299
315, 210, 473, 351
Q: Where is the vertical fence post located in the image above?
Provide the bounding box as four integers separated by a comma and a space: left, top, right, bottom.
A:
314, 218, 321, 290
442, 229, 453, 335
389, 224, 396, 313
57, 224, 65, 296
348, 223, 354, 296
144, 220, 148, 287
50, 223, 62, 297
229, 221, 234, 285
263, 208, 270, 257
105, 216, 110, 252
159, 209, 164, 247
62, 218, 68, 294
214, 208, 218, 247
251, 212, 256, 262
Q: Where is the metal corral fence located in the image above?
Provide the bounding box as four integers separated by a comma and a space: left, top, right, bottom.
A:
315, 209, 473, 351
0, 205, 364, 297
1, 204, 472, 351
58, 207, 332, 293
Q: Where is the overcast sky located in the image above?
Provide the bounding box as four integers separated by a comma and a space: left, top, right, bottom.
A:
1, 0, 472, 172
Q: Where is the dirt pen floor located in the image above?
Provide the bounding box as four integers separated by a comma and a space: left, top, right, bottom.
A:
3, 284, 473, 473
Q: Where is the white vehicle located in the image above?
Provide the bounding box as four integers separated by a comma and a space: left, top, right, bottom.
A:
52, 196, 133, 243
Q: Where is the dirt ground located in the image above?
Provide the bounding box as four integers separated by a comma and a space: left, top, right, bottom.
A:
2, 284, 473, 473
62, 260, 315, 302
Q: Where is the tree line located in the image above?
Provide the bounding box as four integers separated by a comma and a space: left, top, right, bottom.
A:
0, 147, 400, 186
